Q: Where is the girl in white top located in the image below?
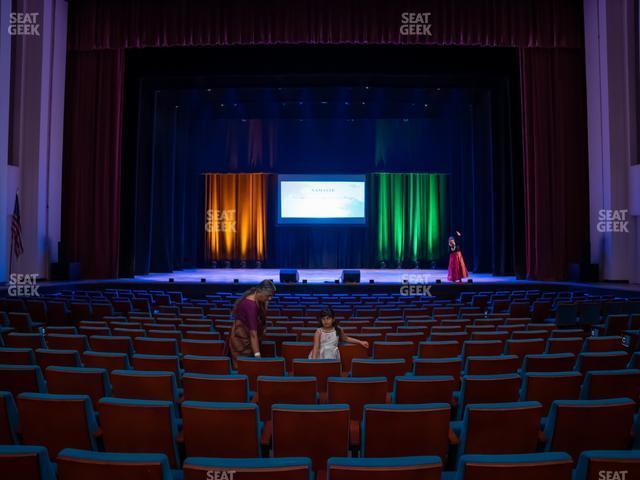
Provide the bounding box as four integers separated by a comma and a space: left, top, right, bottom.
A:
309, 307, 369, 360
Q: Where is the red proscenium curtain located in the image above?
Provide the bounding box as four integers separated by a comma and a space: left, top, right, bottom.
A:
519, 48, 590, 280
63, 0, 588, 279
61, 50, 125, 279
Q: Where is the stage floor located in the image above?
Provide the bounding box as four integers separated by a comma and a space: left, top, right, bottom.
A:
134, 269, 514, 284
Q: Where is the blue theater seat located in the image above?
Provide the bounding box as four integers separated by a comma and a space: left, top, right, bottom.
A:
110, 369, 180, 402
574, 450, 640, 480
456, 374, 521, 418
0, 364, 46, 396
455, 401, 543, 460
361, 403, 450, 459
0, 391, 19, 443
181, 401, 261, 457
17, 392, 98, 458
580, 369, 640, 402
543, 398, 636, 461
0, 445, 55, 480
99, 397, 180, 467
453, 452, 573, 480
327, 456, 442, 480
57, 448, 178, 480
183, 457, 312, 480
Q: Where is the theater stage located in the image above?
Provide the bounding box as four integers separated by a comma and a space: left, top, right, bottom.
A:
134, 269, 515, 285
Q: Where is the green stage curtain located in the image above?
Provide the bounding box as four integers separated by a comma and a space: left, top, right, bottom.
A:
372, 173, 449, 266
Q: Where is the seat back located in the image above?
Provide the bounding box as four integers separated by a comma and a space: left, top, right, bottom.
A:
506, 339, 546, 361
574, 450, 640, 480
393, 375, 455, 404
456, 452, 573, 480
580, 369, 640, 402
272, 404, 349, 473
373, 342, 416, 370
45, 366, 110, 409
362, 403, 450, 459
183, 457, 312, 480
237, 358, 286, 391
546, 337, 584, 355
6, 332, 44, 349
44, 334, 89, 352
180, 339, 224, 357
89, 335, 133, 355
575, 352, 629, 374
35, 349, 82, 370
257, 376, 317, 420
0, 391, 18, 444
281, 342, 314, 372
464, 355, 520, 375
57, 448, 173, 480
413, 358, 463, 389
81, 351, 130, 372
131, 354, 181, 377
0, 347, 35, 365
0, 446, 55, 480
182, 401, 260, 457
134, 337, 178, 356
327, 377, 387, 422
98, 397, 180, 467
521, 372, 583, 416
337, 343, 369, 372
459, 401, 543, 457
292, 359, 341, 393
351, 359, 407, 391
417, 341, 461, 359
0, 365, 46, 396
182, 355, 231, 375
110, 370, 178, 402
182, 373, 249, 402
583, 336, 625, 352
326, 456, 442, 480
462, 341, 504, 359
522, 353, 576, 373
17, 393, 98, 458
544, 398, 636, 461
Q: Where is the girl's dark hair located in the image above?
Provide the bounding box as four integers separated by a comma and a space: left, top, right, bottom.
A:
232, 279, 276, 323
319, 307, 342, 338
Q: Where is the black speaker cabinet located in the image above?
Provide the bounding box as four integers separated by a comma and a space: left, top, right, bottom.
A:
341, 269, 361, 283
279, 269, 299, 283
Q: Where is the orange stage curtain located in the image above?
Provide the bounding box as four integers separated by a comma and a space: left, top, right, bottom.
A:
204, 173, 269, 262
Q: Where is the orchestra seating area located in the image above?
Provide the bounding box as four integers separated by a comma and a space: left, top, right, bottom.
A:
1, 287, 640, 479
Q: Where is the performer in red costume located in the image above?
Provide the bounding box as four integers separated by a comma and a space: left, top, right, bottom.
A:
447, 233, 469, 283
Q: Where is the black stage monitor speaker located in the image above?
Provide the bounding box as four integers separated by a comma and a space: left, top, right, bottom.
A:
341, 270, 361, 283
280, 269, 299, 283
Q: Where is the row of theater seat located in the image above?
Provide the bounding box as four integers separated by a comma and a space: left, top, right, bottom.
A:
1, 390, 639, 472
2, 445, 640, 480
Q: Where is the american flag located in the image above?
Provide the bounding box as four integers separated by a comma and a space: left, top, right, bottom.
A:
11, 193, 23, 258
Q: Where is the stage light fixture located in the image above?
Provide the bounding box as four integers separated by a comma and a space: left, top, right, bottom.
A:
169, 278, 175, 283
